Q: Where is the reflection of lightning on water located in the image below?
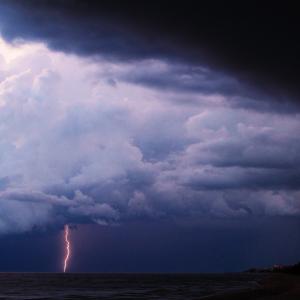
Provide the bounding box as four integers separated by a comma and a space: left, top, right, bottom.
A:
63, 224, 70, 273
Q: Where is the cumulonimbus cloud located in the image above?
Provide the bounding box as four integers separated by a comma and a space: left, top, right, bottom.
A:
0, 38, 300, 234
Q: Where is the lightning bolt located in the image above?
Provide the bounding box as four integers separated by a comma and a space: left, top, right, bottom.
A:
63, 224, 71, 273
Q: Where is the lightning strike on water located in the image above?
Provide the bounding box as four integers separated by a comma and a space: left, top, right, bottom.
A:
63, 224, 70, 273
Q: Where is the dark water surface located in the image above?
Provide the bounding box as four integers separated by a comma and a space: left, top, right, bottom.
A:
0, 273, 264, 299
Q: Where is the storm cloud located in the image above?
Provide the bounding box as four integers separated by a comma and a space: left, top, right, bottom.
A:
0, 36, 299, 234
0, 0, 300, 107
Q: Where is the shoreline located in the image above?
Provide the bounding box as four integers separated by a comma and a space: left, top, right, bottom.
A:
205, 273, 300, 299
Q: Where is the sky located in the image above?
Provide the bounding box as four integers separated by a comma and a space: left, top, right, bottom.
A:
0, 1, 299, 272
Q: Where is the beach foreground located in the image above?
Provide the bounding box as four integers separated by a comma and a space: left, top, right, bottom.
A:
208, 273, 300, 300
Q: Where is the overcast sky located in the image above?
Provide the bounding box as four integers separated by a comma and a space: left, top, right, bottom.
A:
0, 1, 299, 272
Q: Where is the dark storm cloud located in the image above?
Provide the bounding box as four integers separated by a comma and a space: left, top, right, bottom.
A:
99, 61, 300, 113
0, 0, 168, 60
0, 0, 300, 106
122, 65, 241, 96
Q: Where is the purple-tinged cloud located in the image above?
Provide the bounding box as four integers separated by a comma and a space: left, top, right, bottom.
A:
0, 38, 299, 234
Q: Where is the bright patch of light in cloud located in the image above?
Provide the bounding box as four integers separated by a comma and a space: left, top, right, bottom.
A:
0, 38, 45, 63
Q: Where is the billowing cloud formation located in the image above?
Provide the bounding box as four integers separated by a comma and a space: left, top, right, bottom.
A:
0, 38, 300, 234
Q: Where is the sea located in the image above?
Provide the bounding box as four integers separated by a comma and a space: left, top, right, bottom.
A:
0, 273, 264, 299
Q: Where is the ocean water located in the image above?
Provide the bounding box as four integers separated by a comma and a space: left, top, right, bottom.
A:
0, 273, 263, 299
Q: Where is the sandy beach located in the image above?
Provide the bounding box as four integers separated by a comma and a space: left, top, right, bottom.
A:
207, 274, 300, 300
